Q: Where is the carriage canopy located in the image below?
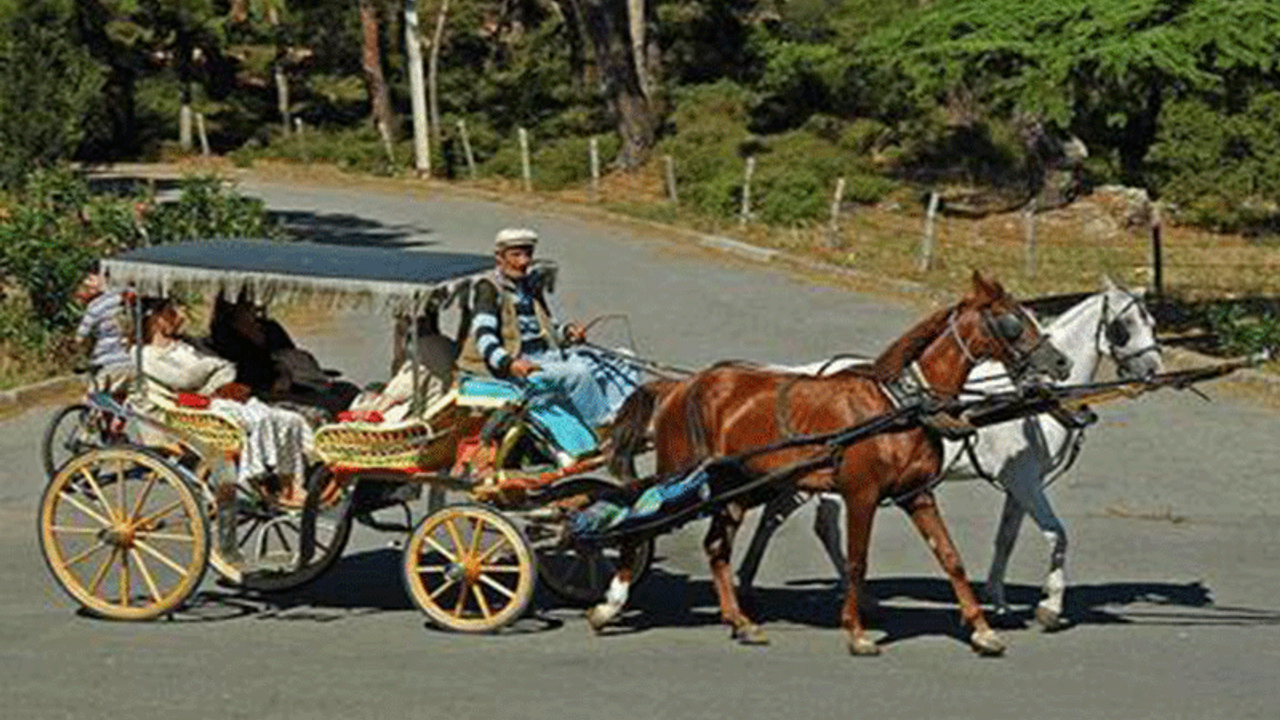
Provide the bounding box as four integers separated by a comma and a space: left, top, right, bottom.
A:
101, 239, 498, 315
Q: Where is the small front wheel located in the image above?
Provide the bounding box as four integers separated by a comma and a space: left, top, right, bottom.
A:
402, 505, 535, 632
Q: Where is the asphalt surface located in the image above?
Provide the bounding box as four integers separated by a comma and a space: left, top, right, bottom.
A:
2, 177, 1278, 720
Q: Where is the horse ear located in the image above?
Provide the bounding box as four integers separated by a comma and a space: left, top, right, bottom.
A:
1100, 274, 1117, 292
971, 270, 997, 300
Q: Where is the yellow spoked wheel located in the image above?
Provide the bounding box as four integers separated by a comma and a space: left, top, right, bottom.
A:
38, 447, 209, 620
402, 505, 535, 633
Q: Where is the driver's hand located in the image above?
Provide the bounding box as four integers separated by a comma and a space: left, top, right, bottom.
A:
510, 358, 540, 378
564, 322, 587, 344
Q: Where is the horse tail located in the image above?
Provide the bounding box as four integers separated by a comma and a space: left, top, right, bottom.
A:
607, 380, 671, 484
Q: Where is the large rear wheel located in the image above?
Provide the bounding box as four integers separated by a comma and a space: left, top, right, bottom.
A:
42, 404, 106, 479
38, 447, 209, 620
402, 504, 536, 632
207, 466, 353, 593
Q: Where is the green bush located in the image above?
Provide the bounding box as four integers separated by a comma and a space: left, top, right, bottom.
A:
0, 168, 282, 333
0, 168, 129, 330
1150, 92, 1280, 234
532, 135, 622, 191
1201, 302, 1280, 356
143, 175, 283, 244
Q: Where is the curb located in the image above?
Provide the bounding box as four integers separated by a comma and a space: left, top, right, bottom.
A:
0, 376, 83, 413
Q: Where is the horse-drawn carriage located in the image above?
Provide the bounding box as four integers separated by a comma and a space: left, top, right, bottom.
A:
37, 239, 651, 631
39, 242, 1256, 652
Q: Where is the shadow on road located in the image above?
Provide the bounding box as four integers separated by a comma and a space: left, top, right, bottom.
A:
167, 552, 1280, 646
594, 569, 1280, 647
269, 210, 439, 248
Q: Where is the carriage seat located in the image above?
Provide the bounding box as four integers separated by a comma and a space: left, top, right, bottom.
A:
454, 375, 600, 462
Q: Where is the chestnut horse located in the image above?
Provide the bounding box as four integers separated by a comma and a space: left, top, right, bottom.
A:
592, 272, 1071, 655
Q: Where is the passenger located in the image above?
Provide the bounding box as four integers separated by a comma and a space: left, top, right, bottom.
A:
457, 228, 638, 427
72, 263, 134, 393
209, 292, 360, 417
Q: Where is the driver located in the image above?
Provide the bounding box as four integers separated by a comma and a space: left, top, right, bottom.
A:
457, 228, 636, 427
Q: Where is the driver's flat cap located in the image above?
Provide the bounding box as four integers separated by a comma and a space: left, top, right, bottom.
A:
495, 227, 538, 250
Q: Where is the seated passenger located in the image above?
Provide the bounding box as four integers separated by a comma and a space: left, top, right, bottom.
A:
347, 334, 454, 423
457, 228, 639, 428
72, 264, 135, 393
209, 292, 360, 417
139, 298, 313, 488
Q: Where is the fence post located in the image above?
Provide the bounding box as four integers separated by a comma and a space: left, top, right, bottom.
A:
457, 119, 476, 179
518, 127, 532, 192
664, 155, 678, 204
919, 191, 939, 272
195, 112, 210, 157
590, 137, 601, 200
739, 156, 756, 226
827, 176, 846, 248
1024, 195, 1038, 277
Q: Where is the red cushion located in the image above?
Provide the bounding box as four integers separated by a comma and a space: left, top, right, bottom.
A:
338, 410, 384, 423
176, 393, 211, 409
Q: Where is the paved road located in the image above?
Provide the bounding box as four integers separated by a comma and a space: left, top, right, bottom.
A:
2, 178, 1278, 720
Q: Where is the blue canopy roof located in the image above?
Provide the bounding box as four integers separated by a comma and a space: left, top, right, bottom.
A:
102, 239, 501, 314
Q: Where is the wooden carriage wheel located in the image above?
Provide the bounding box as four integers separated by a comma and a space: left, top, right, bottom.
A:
518, 477, 656, 606
38, 447, 209, 620
402, 505, 536, 633
205, 466, 354, 593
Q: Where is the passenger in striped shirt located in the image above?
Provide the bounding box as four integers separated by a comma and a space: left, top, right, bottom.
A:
457, 228, 637, 427
74, 267, 134, 389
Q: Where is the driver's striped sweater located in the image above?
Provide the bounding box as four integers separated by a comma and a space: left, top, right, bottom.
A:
471, 277, 554, 376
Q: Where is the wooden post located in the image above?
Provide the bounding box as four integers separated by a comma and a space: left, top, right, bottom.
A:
919, 191, 939, 272
456, 119, 476, 179
590, 137, 601, 200
827, 176, 846, 248
518, 127, 532, 192
195, 112, 210, 157
1024, 196, 1038, 277
1151, 203, 1164, 321
740, 156, 755, 226
664, 155, 678, 204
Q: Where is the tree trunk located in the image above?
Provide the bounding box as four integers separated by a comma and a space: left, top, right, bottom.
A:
576, 0, 655, 169
427, 0, 450, 159
405, 0, 431, 174
274, 56, 292, 136
177, 30, 194, 151
359, 0, 397, 140
627, 0, 647, 98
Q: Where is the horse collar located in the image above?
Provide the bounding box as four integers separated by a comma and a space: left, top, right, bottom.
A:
881, 361, 933, 409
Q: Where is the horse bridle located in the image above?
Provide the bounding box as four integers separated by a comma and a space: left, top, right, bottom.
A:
945, 303, 1048, 377
1098, 291, 1161, 372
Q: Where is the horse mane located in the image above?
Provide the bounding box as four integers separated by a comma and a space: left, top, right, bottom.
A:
844, 302, 963, 383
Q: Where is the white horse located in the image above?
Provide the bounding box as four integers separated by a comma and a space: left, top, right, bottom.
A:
737, 277, 1162, 630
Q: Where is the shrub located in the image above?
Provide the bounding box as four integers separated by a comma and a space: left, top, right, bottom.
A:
143, 175, 283, 244
1150, 92, 1280, 234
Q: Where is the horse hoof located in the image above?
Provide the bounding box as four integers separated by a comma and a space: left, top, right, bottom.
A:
970, 628, 1007, 657
1034, 605, 1067, 632
846, 635, 881, 656
733, 624, 770, 646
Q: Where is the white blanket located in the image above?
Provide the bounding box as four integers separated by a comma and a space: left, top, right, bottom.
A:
210, 398, 314, 487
